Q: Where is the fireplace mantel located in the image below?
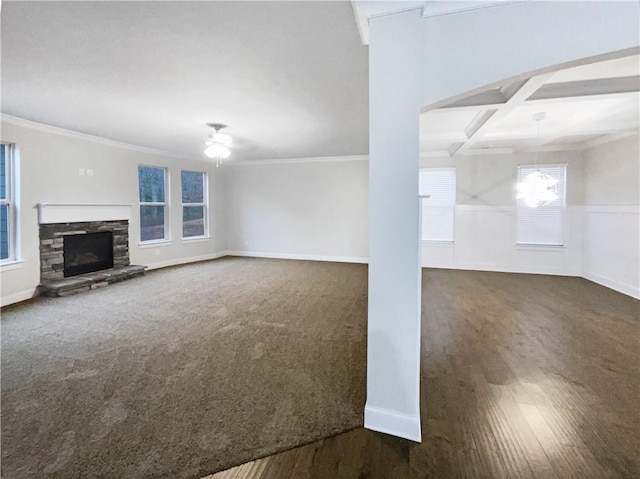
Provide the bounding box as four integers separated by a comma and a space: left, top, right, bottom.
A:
36, 203, 133, 225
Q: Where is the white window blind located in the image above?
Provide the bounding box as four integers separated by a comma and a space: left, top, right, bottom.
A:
516, 164, 566, 246
419, 167, 456, 242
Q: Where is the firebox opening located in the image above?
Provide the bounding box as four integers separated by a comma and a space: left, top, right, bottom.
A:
63, 231, 114, 277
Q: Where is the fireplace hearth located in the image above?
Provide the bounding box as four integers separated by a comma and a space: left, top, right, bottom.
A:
38, 218, 145, 297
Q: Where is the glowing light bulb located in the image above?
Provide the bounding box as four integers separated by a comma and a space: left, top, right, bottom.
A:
517, 171, 558, 208
204, 143, 231, 159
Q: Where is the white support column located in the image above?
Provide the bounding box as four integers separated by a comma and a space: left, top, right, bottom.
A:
365, 8, 424, 442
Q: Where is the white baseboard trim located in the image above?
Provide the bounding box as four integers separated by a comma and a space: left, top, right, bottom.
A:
225, 250, 368, 264
1, 289, 36, 308
144, 251, 228, 271
582, 270, 640, 299
422, 262, 580, 277
364, 405, 422, 442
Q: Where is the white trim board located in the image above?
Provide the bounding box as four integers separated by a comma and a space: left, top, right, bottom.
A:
36, 203, 133, 224
144, 251, 228, 271
0, 289, 36, 308
364, 405, 422, 442
224, 250, 368, 264
582, 271, 640, 300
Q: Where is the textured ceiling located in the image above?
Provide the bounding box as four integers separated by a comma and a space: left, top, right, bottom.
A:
1, 1, 369, 161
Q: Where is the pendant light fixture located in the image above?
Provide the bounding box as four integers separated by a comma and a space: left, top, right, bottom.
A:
516, 113, 558, 208
204, 123, 232, 167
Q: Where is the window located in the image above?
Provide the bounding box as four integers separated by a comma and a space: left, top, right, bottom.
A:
516, 164, 566, 246
181, 171, 208, 238
1, 143, 18, 263
138, 166, 168, 242
419, 167, 456, 242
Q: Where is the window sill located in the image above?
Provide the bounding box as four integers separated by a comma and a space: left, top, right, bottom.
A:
182, 236, 211, 243
138, 240, 173, 249
0, 259, 25, 271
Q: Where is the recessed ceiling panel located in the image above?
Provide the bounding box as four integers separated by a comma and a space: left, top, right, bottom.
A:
484, 97, 638, 139
546, 134, 604, 146
548, 54, 640, 84
420, 109, 480, 137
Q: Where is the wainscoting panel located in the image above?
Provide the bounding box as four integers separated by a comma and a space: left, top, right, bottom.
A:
582, 205, 640, 299
422, 205, 583, 277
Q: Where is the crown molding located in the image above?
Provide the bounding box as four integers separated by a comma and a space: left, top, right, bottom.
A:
352, 1, 529, 46
421, 1, 528, 19
225, 154, 369, 166
1, 114, 201, 161
351, 1, 424, 45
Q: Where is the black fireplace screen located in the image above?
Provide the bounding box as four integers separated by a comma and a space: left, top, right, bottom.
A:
63, 231, 114, 277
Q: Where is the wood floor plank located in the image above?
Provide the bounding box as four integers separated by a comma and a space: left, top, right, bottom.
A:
209, 270, 639, 479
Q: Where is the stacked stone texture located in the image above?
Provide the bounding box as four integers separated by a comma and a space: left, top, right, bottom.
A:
39, 220, 130, 282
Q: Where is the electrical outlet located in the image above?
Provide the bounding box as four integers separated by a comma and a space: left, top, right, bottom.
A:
87, 169, 94, 177
78, 168, 85, 176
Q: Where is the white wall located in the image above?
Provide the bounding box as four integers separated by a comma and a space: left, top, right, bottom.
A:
365, 9, 423, 442
0, 119, 224, 306
420, 151, 584, 276
223, 158, 368, 262
582, 135, 640, 298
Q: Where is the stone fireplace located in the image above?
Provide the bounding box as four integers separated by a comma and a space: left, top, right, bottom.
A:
37, 204, 145, 297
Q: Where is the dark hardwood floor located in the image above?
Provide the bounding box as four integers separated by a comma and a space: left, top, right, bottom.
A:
206, 269, 639, 479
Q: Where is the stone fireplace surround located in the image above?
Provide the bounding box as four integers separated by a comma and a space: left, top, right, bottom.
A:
37, 204, 145, 297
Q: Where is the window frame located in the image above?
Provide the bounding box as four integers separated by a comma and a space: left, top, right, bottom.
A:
138, 165, 170, 244
419, 167, 457, 243
515, 163, 567, 247
1, 143, 19, 264
180, 170, 209, 240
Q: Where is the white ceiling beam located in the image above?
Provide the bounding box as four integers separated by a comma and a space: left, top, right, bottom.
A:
451, 73, 555, 156
435, 87, 639, 113
443, 90, 506, 108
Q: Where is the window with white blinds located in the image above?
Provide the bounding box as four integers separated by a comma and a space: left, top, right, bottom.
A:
516, 164, 567, 246
419, 167, 456, 242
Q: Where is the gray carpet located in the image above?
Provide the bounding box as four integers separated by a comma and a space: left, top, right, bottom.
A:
1, 257, 367, 479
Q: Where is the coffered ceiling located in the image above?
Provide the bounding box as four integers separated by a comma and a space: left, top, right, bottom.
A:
420, 54, 640, 158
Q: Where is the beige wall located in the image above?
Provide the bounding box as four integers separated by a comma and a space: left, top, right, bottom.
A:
419, 151, 585, 276
223, 159, 368, 261
582, 134, 639, 298
583, 134, 639, 206
420, 150, 585, 206
0, 120, 225, 305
